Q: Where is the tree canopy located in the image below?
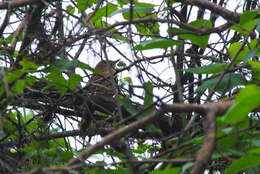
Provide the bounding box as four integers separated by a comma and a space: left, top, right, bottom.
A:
0, 0, 259, 174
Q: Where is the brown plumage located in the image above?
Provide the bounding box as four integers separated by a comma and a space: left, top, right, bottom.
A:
84, 60, 119, 95
79, 60, 119, 133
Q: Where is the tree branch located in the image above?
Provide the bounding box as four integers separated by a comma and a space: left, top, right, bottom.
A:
66, 101, 233, 167
0, 0, 56, 9
184, 0, 240, 22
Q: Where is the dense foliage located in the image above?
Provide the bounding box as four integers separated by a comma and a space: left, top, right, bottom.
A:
0, 0, 259, 174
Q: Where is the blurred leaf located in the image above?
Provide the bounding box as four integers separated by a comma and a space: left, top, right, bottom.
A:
3, 70, 23, 83
123, 77, 132, 83
249, 140, 260, 147
141, 81, 156, 121
222, 85, 260, 124
245, 166, 260, 174
146, 124, 161, 134
185, 63, 227, 74
229, 11, 258, 36
228, 42, 250, 63
217, 134, 238, 151
230, 22, 255, 36
76, 0, 95, 13
11, 79, 25, 94
149, 167, 181, 174
144, 81, 153, 106
122, 2, 154, 19
250, 148, 260, 154
120, 2, 158, 35
91, 4, 118, 22
169, 19, 212, 48
54, 59, 77, 73
66, 5, 75, 15
181, 162, 194, 174
196, 73, 247, 94
240, 11, 257, 25
134, 38, 182, 50
19, 59, 38, 71
92, 168, 132, 174
0, 34, 13, 45
46, 72, 68, 95
59, 151, 73, 162
248, 61, 260, 72
244, 47, 260, 61
135, 19, 160, 35
117, 61, 127, 68
111, 7, 154, 16
68, 74, 82, 89
224, 155, 260, 174
256, 20, 260, 33
118, 95, 138, 115
25, 76, 37, 86
110, 33, 128, 41
76, 60, 93, 71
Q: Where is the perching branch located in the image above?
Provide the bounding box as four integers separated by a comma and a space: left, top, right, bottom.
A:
66, 101, 233, 170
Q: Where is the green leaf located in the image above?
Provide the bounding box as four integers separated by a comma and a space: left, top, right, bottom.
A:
169, 19, 212, 48
111, 7, 154, 16
76, 0, 95, 13
256, 20, 260, 33
244, 47, 260, 61
91, 4, 118, 22
228, 42, 249, 63
118, 95, 138, 115
230, 22, 255, 36
123, 77, 132, 83
144, 81, 153, 106
4, 70, 23, 83
190, 19, 212, 28
240, 11, 257, 25
249, 140, 260, 147
68, 74, 82, 89
93, 168, 132, 174
248, 61, 260, 72
75, 60, 93, 71
117, 61, 127, 68
11, 79, 25, 94
229, 12, 258, 36
222, 85, 260, 124
66, 5, 75, 15
121, 2, 154, 20
224, 155, 260, 174
135, 18, 160, 35
141, 81, 156, 119
217, 134, 238, 151
185, 63, 227, 74
110, 33, 127, 41
19, 59, 38, 71
1, 34, 13, 45
25, 76, 37, 86
149, 167, 181, 174
46, 72, 68, 95
54, 59, 77, 73
196, 73, 247, 94
58, 151, 73, 162
146, 124, 161, 134
134, 38, 182, 50
249, 148, 260, 154
181, 162, 194, 174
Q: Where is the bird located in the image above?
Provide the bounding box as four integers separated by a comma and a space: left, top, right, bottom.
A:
84, 60, 119, 95
79, 60, 119, 133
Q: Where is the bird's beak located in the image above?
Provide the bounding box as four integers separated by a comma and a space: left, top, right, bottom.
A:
112, 59, 120, 65
113, 59, 120, 63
